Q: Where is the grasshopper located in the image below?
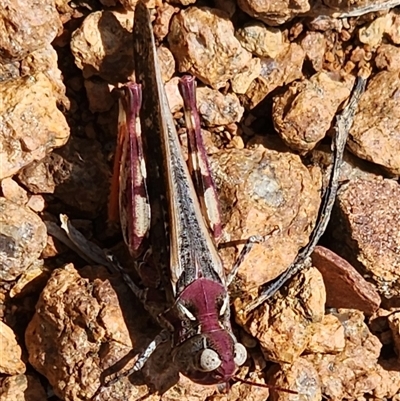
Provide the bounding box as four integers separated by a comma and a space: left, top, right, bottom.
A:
113, 0, 249, 385
93, 0, 294, 394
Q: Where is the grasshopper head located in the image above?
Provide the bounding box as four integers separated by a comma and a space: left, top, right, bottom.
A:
173, 330, 247, 385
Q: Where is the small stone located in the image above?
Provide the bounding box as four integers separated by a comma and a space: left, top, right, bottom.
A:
348, 70, 400, 174
268, 358, 321, 401
236, 267, 326, 364
375, 44, 400, 71
359, 14, 392, 47
84, 79, 115, 113
231, 57, 261, 94
311, 245, 380, 315
236, 22, 288, 59
157, 46, 175, 83
70, 10, 135, 82
1, 178, 28, 206
237, 0, 311, 26
26, 195, 46, 213
332, 178, 400, 298
196, 87, 244, 127
9, 260, 49, 298
40, 233, 65, 259
0, 321, 25, 375
165, 77, 184, 113
306, 314, 345, 354
243, 43, 305, 109
168, 7, 252, 89
301, 31, 326, 71
386, 10, 400, 44
0, 374, 47, 401
388, 312, 400, 359
304, 309, 383, 400
0, 197, 47, 281
0, 0, 62, 61
17, 156, 57, 194
273, 72, 353, 153
0, 73, 70, 179
154, 3, 178, 41
211, 146, 321, 289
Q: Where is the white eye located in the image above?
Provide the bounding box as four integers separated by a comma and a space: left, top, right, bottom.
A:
234, 343, 247, 366
199, 349, 222, 371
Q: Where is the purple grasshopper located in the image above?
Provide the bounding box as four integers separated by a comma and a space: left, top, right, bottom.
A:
104, 0, 278, 390
116, 0, 248, 385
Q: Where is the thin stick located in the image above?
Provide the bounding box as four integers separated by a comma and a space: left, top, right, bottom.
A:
245, 75, 368, 313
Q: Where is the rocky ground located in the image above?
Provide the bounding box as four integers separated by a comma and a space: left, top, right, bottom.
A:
1, 0, 400, 400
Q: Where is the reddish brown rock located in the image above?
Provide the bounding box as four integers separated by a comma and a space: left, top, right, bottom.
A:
0, 72, 70, 179
18, 137, 109, 217
237, 0, 311, 26
9, 259, 49, 298
157, 45, 175, 83
84, 78, 114, 113
210, 146, 321, 289
0, 197, 47, 281
273, 72, 353, 153
348, 71, 400, 174
332, 177, 400, 298
26, 264, 143, 401
26, 195, 46, 213
375, 44, 400, 71
17, 155, 58, 194
230, 57, 261, 94
359, 13, 393, 47
0, 374, 47, 401
235, 22, 288, 59
242, 43, 305, 109
304, 309, 384, 400
0, 321, 25, 375
306, 314, 345, 354
196, 87, 244, 127
388, 311, 400, 359
236, 268, 326, 363
301, 31, 326, 72
373, 359, 400, 398
154, 3, 178, 41
268, 358, 321, 401
311, 246, 380, 315
70, 10, 135, 82
1, 177, 28, 205
165, 77, 184, 113
168, 7, 252, 89
0, 0, 62, 61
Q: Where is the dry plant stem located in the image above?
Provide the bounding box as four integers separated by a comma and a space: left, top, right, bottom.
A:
245, 75, 368, 313
307, 0, 400, 18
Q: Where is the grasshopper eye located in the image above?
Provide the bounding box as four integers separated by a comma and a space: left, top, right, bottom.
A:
234, 343, 247, 366
199, 349, 222, 371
